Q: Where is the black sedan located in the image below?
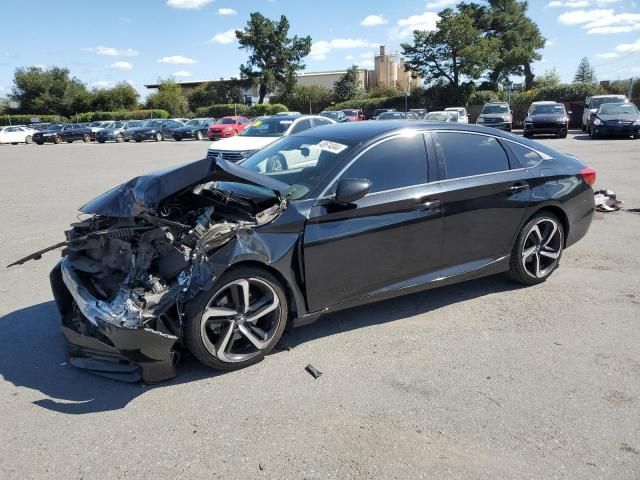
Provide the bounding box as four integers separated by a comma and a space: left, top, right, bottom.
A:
33, 124, 91, 144
14, 122, 595, 382
523, 102, 569, 138
589, 103, 640, 139
172, 118, 214, 141
130, 119, 185, 142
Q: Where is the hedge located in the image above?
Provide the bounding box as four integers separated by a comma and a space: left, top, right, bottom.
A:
511, 83, 605, 104
0, 114, 69, 126
73, 110, 169, 122
194, 103, 289, 118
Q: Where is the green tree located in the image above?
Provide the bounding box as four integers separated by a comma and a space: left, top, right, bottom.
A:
187, 80, 246, 111
271, 84, 333, 113
10, 66, 92, 116
365, 85, 404, 98
460, 0, 545, 90
236, 13, 312, 104
91, 82, 139, 111
401, 8, 499, 88
574, 57, 597, 84
534, 68, 561, 88
145, 78, 188, 116
333, 65, 361, 102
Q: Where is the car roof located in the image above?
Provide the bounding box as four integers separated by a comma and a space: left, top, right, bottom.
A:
591, 94, 626, 98
531, 101, 561, 105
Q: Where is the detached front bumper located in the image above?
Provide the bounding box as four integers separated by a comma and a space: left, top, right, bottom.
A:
50, 258, 178, 383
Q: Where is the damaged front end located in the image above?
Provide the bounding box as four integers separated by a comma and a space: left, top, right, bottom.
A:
17, 158, 290, 382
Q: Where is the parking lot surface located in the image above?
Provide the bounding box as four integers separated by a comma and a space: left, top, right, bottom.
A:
1, 132, 639, 479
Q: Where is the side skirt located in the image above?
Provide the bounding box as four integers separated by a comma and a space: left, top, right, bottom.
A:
292, 255, 510, 327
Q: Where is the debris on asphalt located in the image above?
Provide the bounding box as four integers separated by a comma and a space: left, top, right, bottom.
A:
594, 189, 623, 212
305, 364, 322, 379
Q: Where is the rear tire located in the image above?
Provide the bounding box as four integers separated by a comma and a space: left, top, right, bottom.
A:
195, 130, 203, 141
115, 133, 124, 143
25, 135, 32, 144
54, 135, 62, 144
155, 132, 163, 142
507, 213, 564, 286
184, 267, 288, 371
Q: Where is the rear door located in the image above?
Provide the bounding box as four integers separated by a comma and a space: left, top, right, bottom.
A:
432, 131, 531, 268
303, 132, 444, 311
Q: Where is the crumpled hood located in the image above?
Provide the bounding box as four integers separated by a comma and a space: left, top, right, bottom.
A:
80, 158, 290, 218
207, 135, 277, 152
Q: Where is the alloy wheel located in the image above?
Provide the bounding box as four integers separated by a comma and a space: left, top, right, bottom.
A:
200, 278, 282, 363
521, 218, 562, 279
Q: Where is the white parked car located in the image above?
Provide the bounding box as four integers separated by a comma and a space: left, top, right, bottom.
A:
206, 115, 335, 171
0, 125, 36, 144
445, 107, 469, 123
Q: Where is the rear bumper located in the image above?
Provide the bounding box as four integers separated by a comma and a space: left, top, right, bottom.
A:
50, 258, 178, 383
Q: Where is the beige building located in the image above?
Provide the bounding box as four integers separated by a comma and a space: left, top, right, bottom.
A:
145, 45, 421, 100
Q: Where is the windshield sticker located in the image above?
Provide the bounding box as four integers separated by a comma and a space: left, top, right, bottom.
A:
317, 140, 348, 154
252, 121, 262, 127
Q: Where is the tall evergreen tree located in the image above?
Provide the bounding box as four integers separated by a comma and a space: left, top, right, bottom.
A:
573, 57, 597, 84
333, 66, 361, 102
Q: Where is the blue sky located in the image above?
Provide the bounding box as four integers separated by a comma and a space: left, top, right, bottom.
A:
0, 0, 639, 99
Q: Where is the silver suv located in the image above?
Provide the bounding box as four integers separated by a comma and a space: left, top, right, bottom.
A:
476, 102, 512, 131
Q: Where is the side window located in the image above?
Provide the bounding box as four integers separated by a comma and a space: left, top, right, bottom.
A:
337, 134, 428, 194
505, 141, 542, 168
436, 132, 510, 179
313, 118, 332, 127
290, 119, 313, 134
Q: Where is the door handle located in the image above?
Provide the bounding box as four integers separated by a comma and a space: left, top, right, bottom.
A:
506, 184, 529, 194
412, 199, 441, 211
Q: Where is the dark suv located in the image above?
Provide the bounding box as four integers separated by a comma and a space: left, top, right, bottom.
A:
523, 102, 569, 138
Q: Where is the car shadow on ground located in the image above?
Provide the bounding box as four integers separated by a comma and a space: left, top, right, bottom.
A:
573, 134, 636, 141
0, 274, 520, 415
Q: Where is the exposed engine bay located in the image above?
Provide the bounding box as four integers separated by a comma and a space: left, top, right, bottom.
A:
10, 158, 293, 383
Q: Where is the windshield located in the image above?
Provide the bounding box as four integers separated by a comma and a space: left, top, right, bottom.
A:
482, 104, 509, 114
105, 121, 125, 129
142, 120, 163, 128
217, 118, 237, 125
240, 117, 292, 137
186, 119, 204, 126
378, 112, 405, 120
591, 97, 625, 109
240, 135, 355, 200
343, 110, 358, 116
425, 112, 450, 121
127, 121, 143, 128
88, 121, 103, 127
47, 124, 64, 131
600, 103, 638, 115
530, 104, 566, 115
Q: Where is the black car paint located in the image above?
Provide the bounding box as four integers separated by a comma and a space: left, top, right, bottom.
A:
524, 112, 568, 137
45, 122, 594, 382
130, 120, 184, 141
589, 105, 640, 138
59, 124, 93, 143
172, 120, 214, 140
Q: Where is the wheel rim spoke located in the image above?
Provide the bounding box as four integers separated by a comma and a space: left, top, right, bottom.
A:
522, 245, 537, 261
203, 306, 238, 320
238, 323, 268, 349
539, 249, 559, 260
247, 295, 279, 323
215, 321, 236, 360
542, 222, 558, 247
535, 253, 542, 278
530, 225, 543, 243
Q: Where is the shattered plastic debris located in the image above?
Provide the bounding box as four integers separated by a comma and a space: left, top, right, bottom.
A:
305, 364, 322, 379
594, 189, 623, 212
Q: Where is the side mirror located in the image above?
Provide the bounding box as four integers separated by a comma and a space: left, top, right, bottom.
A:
334, 178, 371, 204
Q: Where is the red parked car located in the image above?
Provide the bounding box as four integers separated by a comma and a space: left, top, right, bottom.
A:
207, 116, 252, 140
342, 109, 365, 122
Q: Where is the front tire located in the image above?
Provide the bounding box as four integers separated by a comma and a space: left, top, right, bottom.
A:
508, 213, 564, 286
82, 133, 91, 143
266, 153, 288, 173
195, 130, 203, 141
184, 267, 288, 371
155, 132, 163, 142
25, 135, 32, 144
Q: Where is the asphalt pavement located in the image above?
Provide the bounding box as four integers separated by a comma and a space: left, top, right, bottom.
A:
0, 132, 639, 479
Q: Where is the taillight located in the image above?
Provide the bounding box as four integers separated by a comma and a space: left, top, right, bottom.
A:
580, 167, 596, 186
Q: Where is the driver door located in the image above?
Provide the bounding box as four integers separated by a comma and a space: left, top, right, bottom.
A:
302, 133, 444, 312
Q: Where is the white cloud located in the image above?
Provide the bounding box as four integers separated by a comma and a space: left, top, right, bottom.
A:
166, 0, 214, 9
310, 38, 373, 60
615, 38, 640, 52
208, 29, 238, 44
157, 55, 198, 64
392, 11, 440, 39
546, 39, 556, 46
546, 1, 589, 7
108, 61, 133, 71
595, 52, 619, 58
345, 55, 354, 60
217, 7, 237, 15
426, 0, 456, 8
83, 46, 139, 57
361, 15, 387, 27
91, 80, 114, 88
173, 70, 193, 77
558, 9, 640, 34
